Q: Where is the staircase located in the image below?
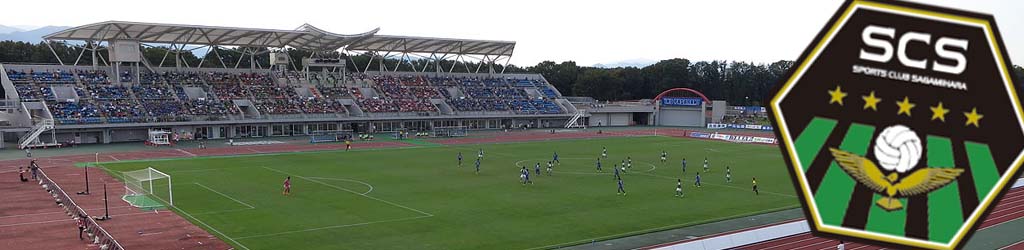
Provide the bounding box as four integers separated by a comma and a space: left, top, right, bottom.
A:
565, 110, 586, 128
19, 118, 56, 149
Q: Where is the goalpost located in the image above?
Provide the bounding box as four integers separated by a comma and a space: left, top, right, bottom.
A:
122, 167, 173, 209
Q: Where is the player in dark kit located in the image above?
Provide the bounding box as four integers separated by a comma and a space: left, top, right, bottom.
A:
694, 173, 702, 188
614, 165, 621, 180
535, 163, 541, 176
752, 177, 759, 195
458, 152, 463, 167
475, 158, 481, 174
553, 151, 560, 165
682, 158, 687, 175
617, 178, 626, 195
596, 158, 603, 172
282, 176, 291, 195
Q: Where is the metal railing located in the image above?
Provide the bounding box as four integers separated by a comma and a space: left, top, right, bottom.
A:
36, 167, 124, 250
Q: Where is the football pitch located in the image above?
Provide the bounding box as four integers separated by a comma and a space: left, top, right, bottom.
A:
101, 136, 798, 250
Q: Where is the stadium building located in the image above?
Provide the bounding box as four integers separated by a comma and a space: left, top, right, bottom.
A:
0, 21, 745, 149
0, 21, 590, 148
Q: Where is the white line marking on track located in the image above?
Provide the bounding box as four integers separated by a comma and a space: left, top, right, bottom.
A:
176, 149, 197, 157
0, 205, 133, 219
107, 155, 121, 162
192, 182, 255, 209
0, 210, 157, 228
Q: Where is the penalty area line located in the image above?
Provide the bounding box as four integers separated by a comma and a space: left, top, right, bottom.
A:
261, 166, 433, 217
191, 182, 256, 209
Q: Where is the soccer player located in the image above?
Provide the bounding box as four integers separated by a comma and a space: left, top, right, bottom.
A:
596, 158, 603, 172
478, 148, 484, 159
752, 177, 759, 195
458, 152, 463, 167
520, 167, 528, 184
535, 163, 541, 176
726, 166, 732, 183
675, 179, 683, 197
524, 168, 533, 184
282, 176, 291, 195
617, 177, 626, 195
703, 157, 709, 173
627, 157, 633, 169
682, 158, 687, 174
613, 165, 621, 180
345, 140, 352, 151
546, 161, 553, 175
661, 150, 667, 163
602, 147, 608, 159
475, 158, 481, 174
553, 151, 560, 165
694, 173, 702, 188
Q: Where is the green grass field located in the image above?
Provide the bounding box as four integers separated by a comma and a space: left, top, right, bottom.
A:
101, 136, 798, 250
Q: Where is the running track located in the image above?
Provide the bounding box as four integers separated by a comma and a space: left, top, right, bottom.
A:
728, 187, 1024, 250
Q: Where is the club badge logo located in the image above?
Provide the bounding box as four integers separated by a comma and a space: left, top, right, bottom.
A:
768, 0, 1023, 249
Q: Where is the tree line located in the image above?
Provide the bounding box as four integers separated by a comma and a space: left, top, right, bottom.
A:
1, 40, 1022, 105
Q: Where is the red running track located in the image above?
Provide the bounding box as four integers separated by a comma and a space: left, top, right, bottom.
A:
728, 187, 1024, 250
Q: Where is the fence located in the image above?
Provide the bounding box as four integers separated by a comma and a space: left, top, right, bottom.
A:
37, 167, 124, 250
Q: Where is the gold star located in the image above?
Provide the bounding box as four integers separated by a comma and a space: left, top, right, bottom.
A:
896, 97, 915, 117
930, 102, 950, 122
828, 86, 847, 106
862, 91, 881, 111
964, 108, 983, 127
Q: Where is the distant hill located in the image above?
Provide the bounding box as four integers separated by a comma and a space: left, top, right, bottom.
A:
0, 26, 71, 43
0, 25, 23, 34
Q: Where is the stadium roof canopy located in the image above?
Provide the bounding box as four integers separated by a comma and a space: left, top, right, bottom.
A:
43, 21, 515, 56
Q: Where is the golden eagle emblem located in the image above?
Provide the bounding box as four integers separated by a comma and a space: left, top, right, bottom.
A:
828, 148, 964, 211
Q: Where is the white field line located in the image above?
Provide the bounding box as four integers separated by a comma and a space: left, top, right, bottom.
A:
522, 205, 798, 250
171, 205, 251, 250
232, 214, 433, 240
107, 155, 121, 162
304, 177, 374, 195
191, 182, 255, 209
261, 166, 433, 217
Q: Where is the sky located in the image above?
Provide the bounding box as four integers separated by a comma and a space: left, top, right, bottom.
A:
0, 0, 1020, 67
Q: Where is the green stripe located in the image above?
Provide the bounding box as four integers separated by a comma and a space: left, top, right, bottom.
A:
965, 142, 1000, 202
794, 118, 839, 171
926, 136, 962, 243
815, 123, 875, 226
865, 194, 907, 236
863, 131, 914, 237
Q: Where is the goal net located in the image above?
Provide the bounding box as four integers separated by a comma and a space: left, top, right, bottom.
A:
122, 167, 173, 209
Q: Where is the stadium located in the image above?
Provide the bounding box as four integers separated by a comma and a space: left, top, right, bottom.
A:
0, 18, 1022, 250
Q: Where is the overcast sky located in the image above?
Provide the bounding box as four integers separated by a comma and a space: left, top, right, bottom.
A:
0, 0, 1019, 67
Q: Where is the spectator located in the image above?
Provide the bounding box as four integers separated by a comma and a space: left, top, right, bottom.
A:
30, 160, 39, 180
